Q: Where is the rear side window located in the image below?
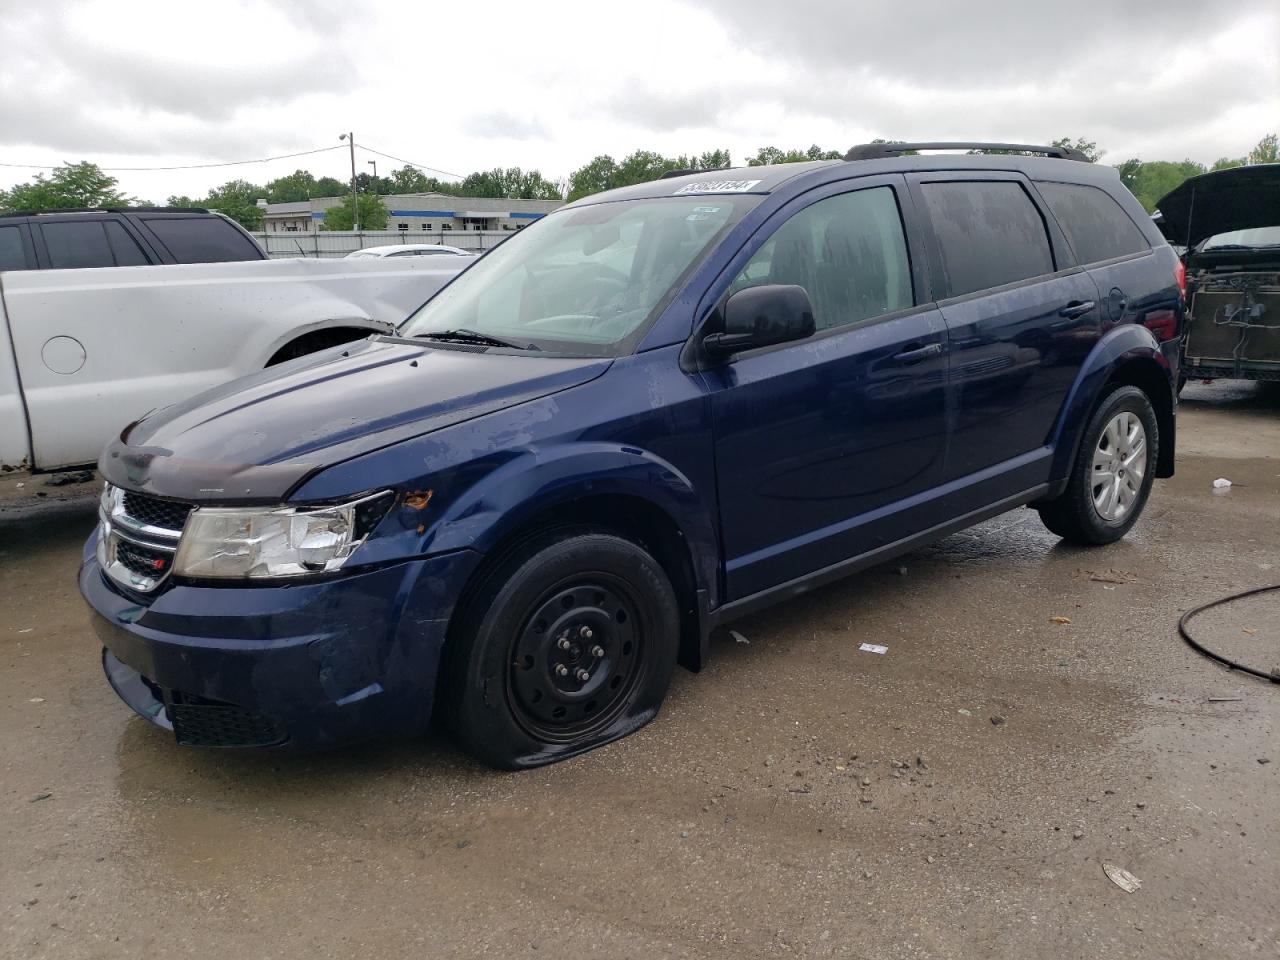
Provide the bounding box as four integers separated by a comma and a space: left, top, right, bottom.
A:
103, 221, 149, 266
920, 181, 1055, 297
0, 225, 30, 270
731, 186, 914, 330
1036, 181, 1150, 264
141, 217, 262, 262
40, 221, 116, 269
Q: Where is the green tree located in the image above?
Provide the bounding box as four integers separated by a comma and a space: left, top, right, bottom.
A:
565, 148, 733, 201
0, 161, 132, 211
567, 155, 619, 201
200, 179, 266, 229
319, 192, 388, 231
315, 176, 349, 198
459, 167, 562, 200
265, 169, 320, 203
1050, 136, 1102, 162
1116, 159, 1207, 213
746, 145, 841, 166
165, 194, 200, 207
1210, 156, 1246, 171
1248, 133, 1278, 165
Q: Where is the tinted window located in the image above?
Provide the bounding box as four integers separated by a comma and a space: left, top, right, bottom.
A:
103, 221, 149, 266
41, 221, 115, 269
731, 186, 914, 330
920, 181, 1054, 297
0, 226, 30, 270
142, 217, 262, 262
1037, 181, 1149, 264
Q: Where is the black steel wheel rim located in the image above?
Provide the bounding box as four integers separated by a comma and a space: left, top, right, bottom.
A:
505, 574, 645, 743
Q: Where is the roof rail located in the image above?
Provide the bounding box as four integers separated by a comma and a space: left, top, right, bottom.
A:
659, 168, 702, 180
844, 141, 1089, 163
0, 206, 213, 219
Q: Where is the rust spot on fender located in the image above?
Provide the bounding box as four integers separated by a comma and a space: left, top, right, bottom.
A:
403, 489, 433, 510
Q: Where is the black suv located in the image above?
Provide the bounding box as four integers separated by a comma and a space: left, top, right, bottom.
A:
0, 208, 265, 271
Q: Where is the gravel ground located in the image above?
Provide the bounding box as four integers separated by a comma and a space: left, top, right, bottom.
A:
1, 380, 1277, 959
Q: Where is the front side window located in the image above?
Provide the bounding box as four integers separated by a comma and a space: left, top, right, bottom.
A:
920, 180, 1055, 297
401, 196, 755, 355
1036, 181, 1149, 264
730, 186, 914, 330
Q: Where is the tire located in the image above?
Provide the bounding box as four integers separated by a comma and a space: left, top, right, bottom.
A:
1037, 385, 1159, 546
439, 530, 680, 769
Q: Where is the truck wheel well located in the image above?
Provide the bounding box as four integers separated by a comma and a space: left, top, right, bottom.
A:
454, 494, 703, 672
266, 327, 374, 366
1103, 358, 1175, 477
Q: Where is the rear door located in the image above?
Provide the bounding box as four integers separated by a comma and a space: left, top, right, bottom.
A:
908, 173, 1101, 506
704, 176, 950, 600
1033, 180, 1167, 336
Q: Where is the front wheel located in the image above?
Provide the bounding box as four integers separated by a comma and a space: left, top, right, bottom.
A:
1038, 385, 1159, 545
439, 530, 679, 769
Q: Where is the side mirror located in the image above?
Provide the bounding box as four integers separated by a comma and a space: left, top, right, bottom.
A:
703, 284, 816, 357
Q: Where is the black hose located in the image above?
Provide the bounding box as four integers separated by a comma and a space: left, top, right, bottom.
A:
1178, 584, 1280, 683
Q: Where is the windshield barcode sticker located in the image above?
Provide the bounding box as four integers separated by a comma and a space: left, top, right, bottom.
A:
673, 180, 762, 195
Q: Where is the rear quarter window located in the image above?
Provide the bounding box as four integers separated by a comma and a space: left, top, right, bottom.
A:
919, 180, 1055, 298
1036, 181, 1149, 264
141, 217, 263, 263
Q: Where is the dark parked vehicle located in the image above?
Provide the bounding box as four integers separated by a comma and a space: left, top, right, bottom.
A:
81, 142, 1183, 767
1155, 164, 1280, 387
0, 207, 265, 271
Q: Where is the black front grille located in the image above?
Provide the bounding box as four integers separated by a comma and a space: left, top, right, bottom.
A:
166, 691, 286, 748
116, 539, 172, 579
122, 491, 193, 531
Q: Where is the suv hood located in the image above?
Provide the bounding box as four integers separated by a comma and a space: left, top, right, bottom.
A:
1155, 163, 1280, 248
100, 337, 609, 502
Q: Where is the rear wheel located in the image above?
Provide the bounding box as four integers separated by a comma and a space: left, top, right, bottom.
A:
440, 530, 679, 769
1038, 385, 1159, 545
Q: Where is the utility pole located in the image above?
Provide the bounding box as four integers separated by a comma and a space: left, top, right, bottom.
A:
339, 132, 359, 233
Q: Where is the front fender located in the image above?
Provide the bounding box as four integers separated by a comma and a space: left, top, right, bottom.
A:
1047, 323, 1174, 481
419, 441, 720, 602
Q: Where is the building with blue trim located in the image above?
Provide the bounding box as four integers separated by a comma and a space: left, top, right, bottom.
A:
262, 192, 564, 234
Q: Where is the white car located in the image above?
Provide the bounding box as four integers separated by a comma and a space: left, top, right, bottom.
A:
0, 256, 465, 471
345, 244, 474, 259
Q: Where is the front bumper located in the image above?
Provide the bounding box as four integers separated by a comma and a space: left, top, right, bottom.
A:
80, 535, 481, 748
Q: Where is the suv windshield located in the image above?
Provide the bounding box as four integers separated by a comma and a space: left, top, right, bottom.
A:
399, 196, 755, 355
1201, 226, 1280, 250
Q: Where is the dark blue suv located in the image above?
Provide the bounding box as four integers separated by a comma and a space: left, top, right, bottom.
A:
81, 142, 1183, 767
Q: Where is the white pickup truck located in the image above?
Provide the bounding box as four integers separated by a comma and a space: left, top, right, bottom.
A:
0, 256, 464, 473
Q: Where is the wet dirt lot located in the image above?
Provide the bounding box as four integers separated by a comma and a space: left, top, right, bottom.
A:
2, 382, 1277, 960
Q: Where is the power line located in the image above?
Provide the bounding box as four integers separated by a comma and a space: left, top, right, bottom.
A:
357, 144, 464, 181
0, 144, 347, 172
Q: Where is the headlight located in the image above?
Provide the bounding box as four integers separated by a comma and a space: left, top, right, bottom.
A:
172, 491, 392, 580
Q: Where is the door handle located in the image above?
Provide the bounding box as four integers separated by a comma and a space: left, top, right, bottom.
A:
1059, 302, 1100, 321
891, 342, 943, 364
1058, 300, 1096, 319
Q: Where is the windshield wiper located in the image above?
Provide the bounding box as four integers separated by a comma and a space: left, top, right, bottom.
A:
413, 329, 538, 350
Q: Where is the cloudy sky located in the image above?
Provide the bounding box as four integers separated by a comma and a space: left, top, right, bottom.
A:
2, 0, 1276, 201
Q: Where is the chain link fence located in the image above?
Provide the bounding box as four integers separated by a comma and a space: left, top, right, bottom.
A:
250, 230, 514, 259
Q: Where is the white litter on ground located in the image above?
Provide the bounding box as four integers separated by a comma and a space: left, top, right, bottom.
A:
858, 643, 889, 655
1213, 478, 1232, 489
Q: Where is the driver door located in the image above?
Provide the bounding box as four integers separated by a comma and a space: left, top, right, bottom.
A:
700, 178, 950, 600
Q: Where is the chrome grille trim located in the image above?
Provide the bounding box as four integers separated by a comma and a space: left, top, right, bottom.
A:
98, 484, 185, 593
